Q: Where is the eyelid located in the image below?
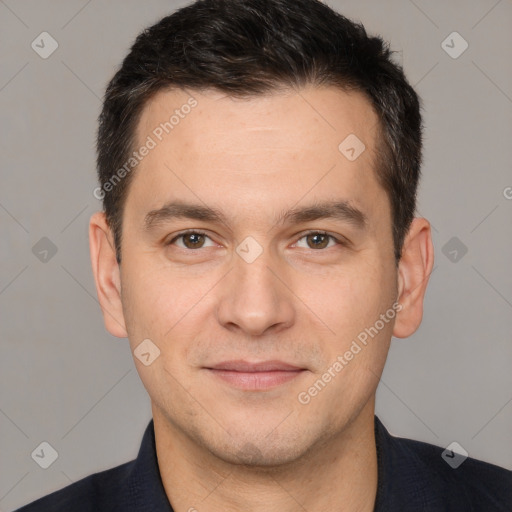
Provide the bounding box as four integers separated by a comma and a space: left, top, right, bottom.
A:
167, 229, 348, 249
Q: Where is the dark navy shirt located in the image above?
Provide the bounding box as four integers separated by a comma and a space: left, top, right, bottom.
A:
15, 416, 512, 511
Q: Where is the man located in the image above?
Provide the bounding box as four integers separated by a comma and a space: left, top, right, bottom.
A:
16, 0, 511, 510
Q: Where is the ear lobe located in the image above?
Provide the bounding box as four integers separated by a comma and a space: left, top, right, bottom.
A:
392, 217, 434, 339
89, 212, 128, 338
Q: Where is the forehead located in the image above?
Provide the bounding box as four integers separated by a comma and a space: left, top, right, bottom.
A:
138, 85, 379, 159
127, 85, 388, 229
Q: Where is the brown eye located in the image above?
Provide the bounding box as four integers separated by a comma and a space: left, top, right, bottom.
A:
168, 231, 214, 250
293, 231, 345, 251
182, 233, 206, 249
305, 232, 330, 249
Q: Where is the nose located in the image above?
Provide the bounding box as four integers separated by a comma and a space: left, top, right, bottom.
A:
215, 245, 295, 337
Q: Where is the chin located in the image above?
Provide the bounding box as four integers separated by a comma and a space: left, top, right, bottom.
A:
221, 444, 302, 468
207, 430, 312, 468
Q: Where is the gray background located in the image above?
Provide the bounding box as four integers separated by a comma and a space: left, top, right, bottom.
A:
1, 0, 511, 510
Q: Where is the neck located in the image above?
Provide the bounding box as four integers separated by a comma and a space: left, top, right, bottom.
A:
153, 400, 378, 512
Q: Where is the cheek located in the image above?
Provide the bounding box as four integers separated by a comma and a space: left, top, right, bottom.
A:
120, 258, 173, 342
120, 257, 215, 351
298, 262, 392, 338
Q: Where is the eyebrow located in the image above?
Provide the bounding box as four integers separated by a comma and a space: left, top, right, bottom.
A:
143, 199, 367, 231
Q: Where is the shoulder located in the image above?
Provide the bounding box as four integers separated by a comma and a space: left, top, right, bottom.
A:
379, 419, 512, 511
14, 459, 135, 512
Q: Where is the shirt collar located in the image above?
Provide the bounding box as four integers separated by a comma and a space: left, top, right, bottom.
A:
373, 415, 452, 511
125, 418, 174, 511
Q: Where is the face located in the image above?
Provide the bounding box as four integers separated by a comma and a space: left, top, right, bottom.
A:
103, 86, 402, 465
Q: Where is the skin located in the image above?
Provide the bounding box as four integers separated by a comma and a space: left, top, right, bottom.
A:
89, 85, 434, 512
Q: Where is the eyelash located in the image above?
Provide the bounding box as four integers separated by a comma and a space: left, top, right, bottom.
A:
167, 229, 345, 251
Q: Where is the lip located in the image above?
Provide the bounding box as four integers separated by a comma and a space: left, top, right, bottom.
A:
205, 360, 306, 391
208, 360, 304, 372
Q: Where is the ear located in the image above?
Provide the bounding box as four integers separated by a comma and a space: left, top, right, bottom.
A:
393, 217, 434, 338
89, 212, 128, 338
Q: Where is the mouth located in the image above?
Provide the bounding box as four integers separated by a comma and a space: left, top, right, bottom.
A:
204, 360, 307, 391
